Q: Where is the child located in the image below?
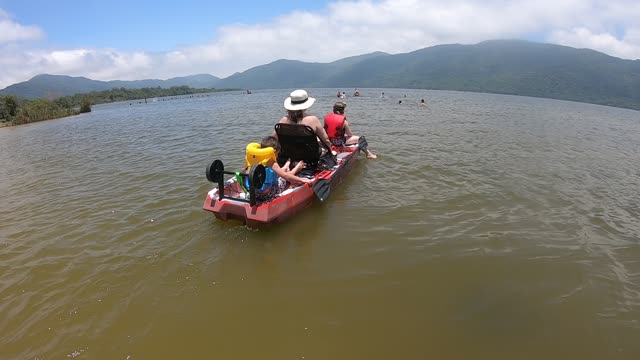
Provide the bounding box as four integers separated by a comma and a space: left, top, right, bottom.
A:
245, 136, 311, 199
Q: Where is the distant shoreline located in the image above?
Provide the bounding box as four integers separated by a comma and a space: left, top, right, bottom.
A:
1, 87, 238, 128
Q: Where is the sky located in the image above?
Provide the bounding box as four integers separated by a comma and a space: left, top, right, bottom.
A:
1, 0, 639, 89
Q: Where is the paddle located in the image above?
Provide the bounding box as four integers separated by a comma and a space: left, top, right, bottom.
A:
310, 139, 340, 202
358, 135, 369, 154
311, 136, 368, 202
312, 178, 331, 202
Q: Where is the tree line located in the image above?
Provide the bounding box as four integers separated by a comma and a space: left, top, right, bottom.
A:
0, 96, 91, 126
62, 85, 227, 105
1, 86, 231, 127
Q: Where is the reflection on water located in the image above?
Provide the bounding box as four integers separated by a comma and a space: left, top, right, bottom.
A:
0, 89, 639, 359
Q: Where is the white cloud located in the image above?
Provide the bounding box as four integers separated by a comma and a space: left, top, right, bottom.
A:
549, 27, 640, 59
1, 1, 640, 89
0, 47, 156, 87
0, 9, 43, 44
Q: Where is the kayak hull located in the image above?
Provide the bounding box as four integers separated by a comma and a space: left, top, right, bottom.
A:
203, 183, 316, 227
203, 145, 360, 228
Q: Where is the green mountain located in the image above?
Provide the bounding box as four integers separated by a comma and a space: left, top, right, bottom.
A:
219, 52, 390, 89
0, 74, 221, 99
216, 40, 640, 110
2, 40, 639, 110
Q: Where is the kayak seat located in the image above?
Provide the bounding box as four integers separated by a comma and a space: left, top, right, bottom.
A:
274, 123, 321, 170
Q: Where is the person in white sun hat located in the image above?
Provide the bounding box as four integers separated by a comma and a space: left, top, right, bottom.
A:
277, 89, 333, 151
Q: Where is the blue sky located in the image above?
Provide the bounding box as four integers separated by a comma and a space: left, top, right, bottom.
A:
1, 0, 639, 89
1, 0, 331, 51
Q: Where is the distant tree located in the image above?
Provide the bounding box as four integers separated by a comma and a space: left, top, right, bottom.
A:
54, 97, 72, 111
0, 96, 6, 118
80, 97, 92, 113
4, 96, 18, 117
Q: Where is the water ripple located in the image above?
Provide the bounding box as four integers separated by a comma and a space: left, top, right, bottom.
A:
1, 89, 640, 358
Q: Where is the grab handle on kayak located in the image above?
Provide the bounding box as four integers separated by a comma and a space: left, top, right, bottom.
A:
206, 160, 265, 206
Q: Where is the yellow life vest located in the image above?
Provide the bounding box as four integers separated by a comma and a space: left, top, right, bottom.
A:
245, 142, 276, 169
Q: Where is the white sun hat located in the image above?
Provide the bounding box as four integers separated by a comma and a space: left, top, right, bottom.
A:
284, 89, 316, 111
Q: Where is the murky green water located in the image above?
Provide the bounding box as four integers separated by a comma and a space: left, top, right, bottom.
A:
1, 89, 639, 359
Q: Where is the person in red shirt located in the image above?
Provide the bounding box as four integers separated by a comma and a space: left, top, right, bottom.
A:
323, 101, 377, 159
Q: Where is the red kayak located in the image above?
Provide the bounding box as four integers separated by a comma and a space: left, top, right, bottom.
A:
203, 124, 364, 228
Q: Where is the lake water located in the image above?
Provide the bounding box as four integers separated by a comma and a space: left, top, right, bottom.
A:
1, 88, 639, 359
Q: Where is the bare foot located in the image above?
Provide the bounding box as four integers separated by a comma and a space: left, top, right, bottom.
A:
366, 152, 377, 159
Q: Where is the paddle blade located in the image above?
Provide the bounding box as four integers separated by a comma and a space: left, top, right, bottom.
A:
312, 179, 331, 202
358, 136, 369, 151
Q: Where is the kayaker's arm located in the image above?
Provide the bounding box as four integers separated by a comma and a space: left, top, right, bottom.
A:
343, 119, 353, 137
313, 118, 333, 150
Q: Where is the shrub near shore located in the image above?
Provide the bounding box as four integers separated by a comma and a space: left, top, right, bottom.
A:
1, 95, 84, 127
16, 102, 81, 125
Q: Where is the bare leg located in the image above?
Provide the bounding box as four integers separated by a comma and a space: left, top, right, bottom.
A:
346, 135, 377, 159
365, 149, 377, 159
344, 135, 360, 145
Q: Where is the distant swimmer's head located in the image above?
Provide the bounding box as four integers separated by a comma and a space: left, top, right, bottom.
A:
284, 89, 315, 111
333, 101, 347, 114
